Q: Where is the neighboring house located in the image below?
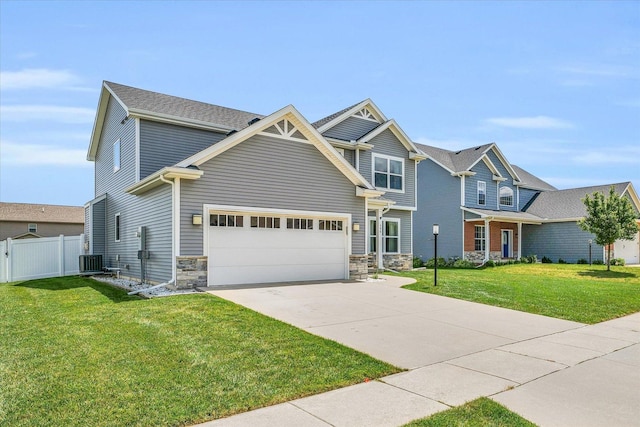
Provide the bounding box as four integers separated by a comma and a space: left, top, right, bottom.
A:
84, 82, 425, 287
0, 202, 85, 240
414, 143, 640, 265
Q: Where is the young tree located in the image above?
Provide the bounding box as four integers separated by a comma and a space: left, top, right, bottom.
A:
579, 186, 639, 270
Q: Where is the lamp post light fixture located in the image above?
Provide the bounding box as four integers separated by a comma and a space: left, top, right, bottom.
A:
588, 239, 593, 266
433, 224, 439, 286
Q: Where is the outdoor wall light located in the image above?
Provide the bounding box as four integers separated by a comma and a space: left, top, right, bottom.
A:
352, 222, 360, 231
192, 214, 203, 225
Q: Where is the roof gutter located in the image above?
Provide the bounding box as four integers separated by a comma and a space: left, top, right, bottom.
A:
125, 167, 203, 196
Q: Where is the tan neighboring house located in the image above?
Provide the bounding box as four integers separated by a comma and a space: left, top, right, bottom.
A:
0, 203, 85, 240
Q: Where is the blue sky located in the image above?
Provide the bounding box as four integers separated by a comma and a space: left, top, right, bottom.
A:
1, 1, 638, 206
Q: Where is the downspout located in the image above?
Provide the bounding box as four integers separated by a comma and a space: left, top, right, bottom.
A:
355, 147, 360, 171
159, 174, 177, 283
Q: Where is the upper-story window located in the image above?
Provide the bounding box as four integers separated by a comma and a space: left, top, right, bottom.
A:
373, 154, 404, 192
113, 139, 121, 172
28, 223, 37, 233
477, 181, 486, 206
500, 186, 514, 207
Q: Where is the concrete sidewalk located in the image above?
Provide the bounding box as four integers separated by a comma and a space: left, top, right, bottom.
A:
197, 277, 640, 427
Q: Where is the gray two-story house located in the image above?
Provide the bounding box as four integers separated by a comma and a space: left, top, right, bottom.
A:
414, 143, 640, 264
84, 82, 424, 287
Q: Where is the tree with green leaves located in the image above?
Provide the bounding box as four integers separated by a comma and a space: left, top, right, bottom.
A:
579, 186, 639, 270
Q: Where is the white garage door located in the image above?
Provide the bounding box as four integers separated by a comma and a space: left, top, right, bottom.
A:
207, 210, 348, 286
614, 232, 639, 265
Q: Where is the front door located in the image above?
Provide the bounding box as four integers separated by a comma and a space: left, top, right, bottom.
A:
502, 230, 512, 258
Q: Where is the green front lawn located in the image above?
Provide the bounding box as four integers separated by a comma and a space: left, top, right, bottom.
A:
404, 398, 535, 427
403, 264, 640, 324
0, 277, 398, 427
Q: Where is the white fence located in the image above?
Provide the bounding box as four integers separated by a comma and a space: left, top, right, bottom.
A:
0, 234, 84, 283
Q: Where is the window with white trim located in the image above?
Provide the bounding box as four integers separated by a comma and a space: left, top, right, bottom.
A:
28, 223, 37, 233
114, 213, 121, 242
210, 214, 243, 227
319, 220, 343, 231
477, 181, 486, 206
474, 225, 485, 251
373, 154, 404, 191
368, 218, 400, 253
250, 216, 280, 229
499, 186, 514, 207
287, 218, 313, 230
113, 139, 121, 172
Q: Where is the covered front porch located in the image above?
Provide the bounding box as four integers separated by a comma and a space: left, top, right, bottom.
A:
462, 208, 542, 263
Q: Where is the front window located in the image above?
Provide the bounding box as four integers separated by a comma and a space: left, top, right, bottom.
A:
474, 225, 485, 251
373, 154, 404, 191
114, 213, 121, 242
28, 223, 37, 233
477, 181, 486, 206
500, 186, 514, 206
113, 139, 121, 172
369, 218, 400, 253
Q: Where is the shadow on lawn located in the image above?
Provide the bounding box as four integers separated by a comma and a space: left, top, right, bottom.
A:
16, 276, 141, 303
577, 270, 637, 279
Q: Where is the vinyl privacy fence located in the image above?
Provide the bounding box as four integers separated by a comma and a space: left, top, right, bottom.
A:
0, 235, 84, 283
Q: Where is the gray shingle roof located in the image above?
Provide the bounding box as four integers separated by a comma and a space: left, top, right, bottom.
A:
0, 203, 85, 223
465, 207, 544, 223
524, 182, 631, 219
312, 101, 364, 129
511, 164, 557, 191
415, 142, 494, 173
105, 81, 264, 131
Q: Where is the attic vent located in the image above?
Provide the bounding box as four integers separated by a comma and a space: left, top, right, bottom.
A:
454, 151, 461, 155
248, 118, 261, 126
226, 129, 237, 136
475, 146, 482, 150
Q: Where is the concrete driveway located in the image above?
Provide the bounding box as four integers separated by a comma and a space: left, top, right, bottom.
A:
201, 276, 640, 427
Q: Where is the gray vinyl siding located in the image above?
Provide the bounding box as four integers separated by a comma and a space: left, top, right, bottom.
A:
360, 129, 416, 208
466, 162, 496, 209
522, 222, 604, 263
180, 133, 366, 255
414, 159, 463, 261
139, 120, 227, 179
342, 149, 355, 167
519, 188, 540, 210
93, 97, 173, 283
382, 209, 412, 254
323, 116, 380, 141
91, 198, 106, 257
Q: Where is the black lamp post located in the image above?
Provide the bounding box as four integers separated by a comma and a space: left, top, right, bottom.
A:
433, 224, 439, 286
589, 239, 592, 266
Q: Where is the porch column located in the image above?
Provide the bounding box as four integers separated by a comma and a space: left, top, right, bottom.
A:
377, 209, 384, 271
484, 219, 490, 262
517, 222, 522, 260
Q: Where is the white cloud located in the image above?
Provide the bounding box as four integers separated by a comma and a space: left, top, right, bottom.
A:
0, 68, 80, 90
556, 64, 636, 78
0, 140, 90, 167
0, 105, 95, 123
572, 147, 640, 165
484, 116, 574, 129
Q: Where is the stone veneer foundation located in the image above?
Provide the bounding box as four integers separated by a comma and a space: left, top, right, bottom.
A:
349, 254, 369, 280
173, 256, 208, 289
382, 253, 413, 271
464, 251, 519, 263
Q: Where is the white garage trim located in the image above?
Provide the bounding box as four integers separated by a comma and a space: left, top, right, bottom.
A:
203, 204, 352, 286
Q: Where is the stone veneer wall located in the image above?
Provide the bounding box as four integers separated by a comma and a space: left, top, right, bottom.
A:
465, 251, 518, 263
349, 254, 368, 280
173, 256, 208, 289
383, 253, 413, 271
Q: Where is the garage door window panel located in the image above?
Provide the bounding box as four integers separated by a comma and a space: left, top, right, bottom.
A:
210, 214, 244, 227
251, 216, 280, 229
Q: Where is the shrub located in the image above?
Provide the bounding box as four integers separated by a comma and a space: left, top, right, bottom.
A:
593, 259, 604, 265
452, 259, 476, 269
485, 260, 496, 267
425, 257, 446, 268
541, 256, 553, 264
577, 258, 588, 264
523, 255, 537, 264
445, 257, 460, 267
558, 258, 567, 264
611, 258, 626, 266
413, 257, 423, 268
